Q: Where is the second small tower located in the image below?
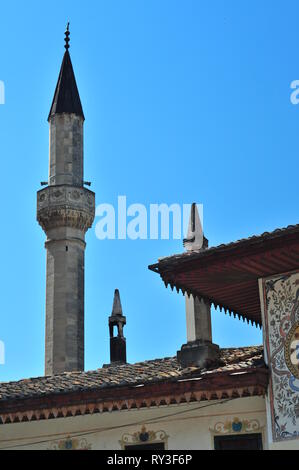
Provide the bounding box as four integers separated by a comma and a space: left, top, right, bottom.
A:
109, 290, 127, 364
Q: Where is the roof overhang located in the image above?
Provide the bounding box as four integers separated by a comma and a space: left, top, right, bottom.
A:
0, 366, 268, 425
149, 225, 299, 326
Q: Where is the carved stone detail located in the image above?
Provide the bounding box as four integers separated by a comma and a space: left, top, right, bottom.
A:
37, 185, 95, 233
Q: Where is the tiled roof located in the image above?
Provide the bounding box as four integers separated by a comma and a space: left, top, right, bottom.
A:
148, 224, 299, 327
0, 346, 264, 402
150, 224, 299, 268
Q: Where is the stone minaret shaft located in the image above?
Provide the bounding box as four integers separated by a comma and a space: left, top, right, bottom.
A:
183, 203, 211, 344
177, 203, 219, 368
37, 26, 95, 375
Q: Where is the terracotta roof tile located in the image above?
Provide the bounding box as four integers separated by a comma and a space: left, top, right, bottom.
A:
0, 346, 264, 403
150, 224, 299, 268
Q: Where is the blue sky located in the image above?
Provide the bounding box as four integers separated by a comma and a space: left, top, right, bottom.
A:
0, 0, 298, 382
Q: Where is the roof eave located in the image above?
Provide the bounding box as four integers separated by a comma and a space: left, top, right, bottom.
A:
0, 366, 269, 425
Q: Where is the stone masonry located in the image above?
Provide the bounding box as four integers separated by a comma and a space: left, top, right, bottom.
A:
37, 39, 95, 375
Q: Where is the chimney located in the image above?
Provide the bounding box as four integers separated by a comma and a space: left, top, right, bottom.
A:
177, 203, 220, 368
108, 290, 127, 364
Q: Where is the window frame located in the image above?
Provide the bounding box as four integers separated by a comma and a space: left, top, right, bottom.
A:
214, 433, 263, 450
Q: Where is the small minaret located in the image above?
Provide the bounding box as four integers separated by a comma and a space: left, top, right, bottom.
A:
109, 290, 127, 364
183, 203, 211, 343
183, 202, 208, 252
177, 203, 220, 368
37, 25, 95, 375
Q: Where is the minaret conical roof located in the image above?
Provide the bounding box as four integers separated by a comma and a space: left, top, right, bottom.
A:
48, 26, 84, 121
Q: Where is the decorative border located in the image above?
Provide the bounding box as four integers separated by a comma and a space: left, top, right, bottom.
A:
284, 321, 299, 379
119, 426, 169, 449
262, 270, 299, 442
0, 379, 267, 426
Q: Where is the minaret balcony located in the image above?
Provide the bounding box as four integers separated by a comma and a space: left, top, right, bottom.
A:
37, 185, 95, 233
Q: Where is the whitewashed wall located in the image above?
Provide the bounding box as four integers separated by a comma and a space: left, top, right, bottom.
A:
0, 397, 267, 450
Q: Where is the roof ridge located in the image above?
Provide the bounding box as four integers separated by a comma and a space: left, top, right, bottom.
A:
154, 223, 299, 265
0, 346, 263, 386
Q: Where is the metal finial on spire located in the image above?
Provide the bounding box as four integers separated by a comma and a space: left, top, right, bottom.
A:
48, 22, 84, 120
64, 22, 70, 50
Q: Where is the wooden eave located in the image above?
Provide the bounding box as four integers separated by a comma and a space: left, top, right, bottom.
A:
149, 225, 299, 326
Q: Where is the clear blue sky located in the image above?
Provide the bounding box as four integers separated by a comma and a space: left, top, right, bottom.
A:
0, 0, 298, 382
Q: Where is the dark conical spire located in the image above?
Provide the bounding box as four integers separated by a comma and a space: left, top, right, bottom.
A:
48, 24, 84, 121
111, 289, 124, 317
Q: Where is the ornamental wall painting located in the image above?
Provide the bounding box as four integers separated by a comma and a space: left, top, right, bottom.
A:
48, 435, 92, 450
263, 271, 299, 442
210, 417, 262, 435
119, 426, 169, 449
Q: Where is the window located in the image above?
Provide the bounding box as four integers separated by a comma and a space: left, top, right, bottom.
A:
214, 433, 263, 450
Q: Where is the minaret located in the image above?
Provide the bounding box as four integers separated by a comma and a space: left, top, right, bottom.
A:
37, 24, 95, 375
177, 203, 219, 368
109, 290, 127, 364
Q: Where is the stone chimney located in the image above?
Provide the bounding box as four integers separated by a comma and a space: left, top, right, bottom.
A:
109, 290, 127, 364
177, 203, 220, 368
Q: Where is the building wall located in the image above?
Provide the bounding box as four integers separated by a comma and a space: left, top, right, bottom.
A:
0, 397, 267, 450
259, 270, 299, 449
